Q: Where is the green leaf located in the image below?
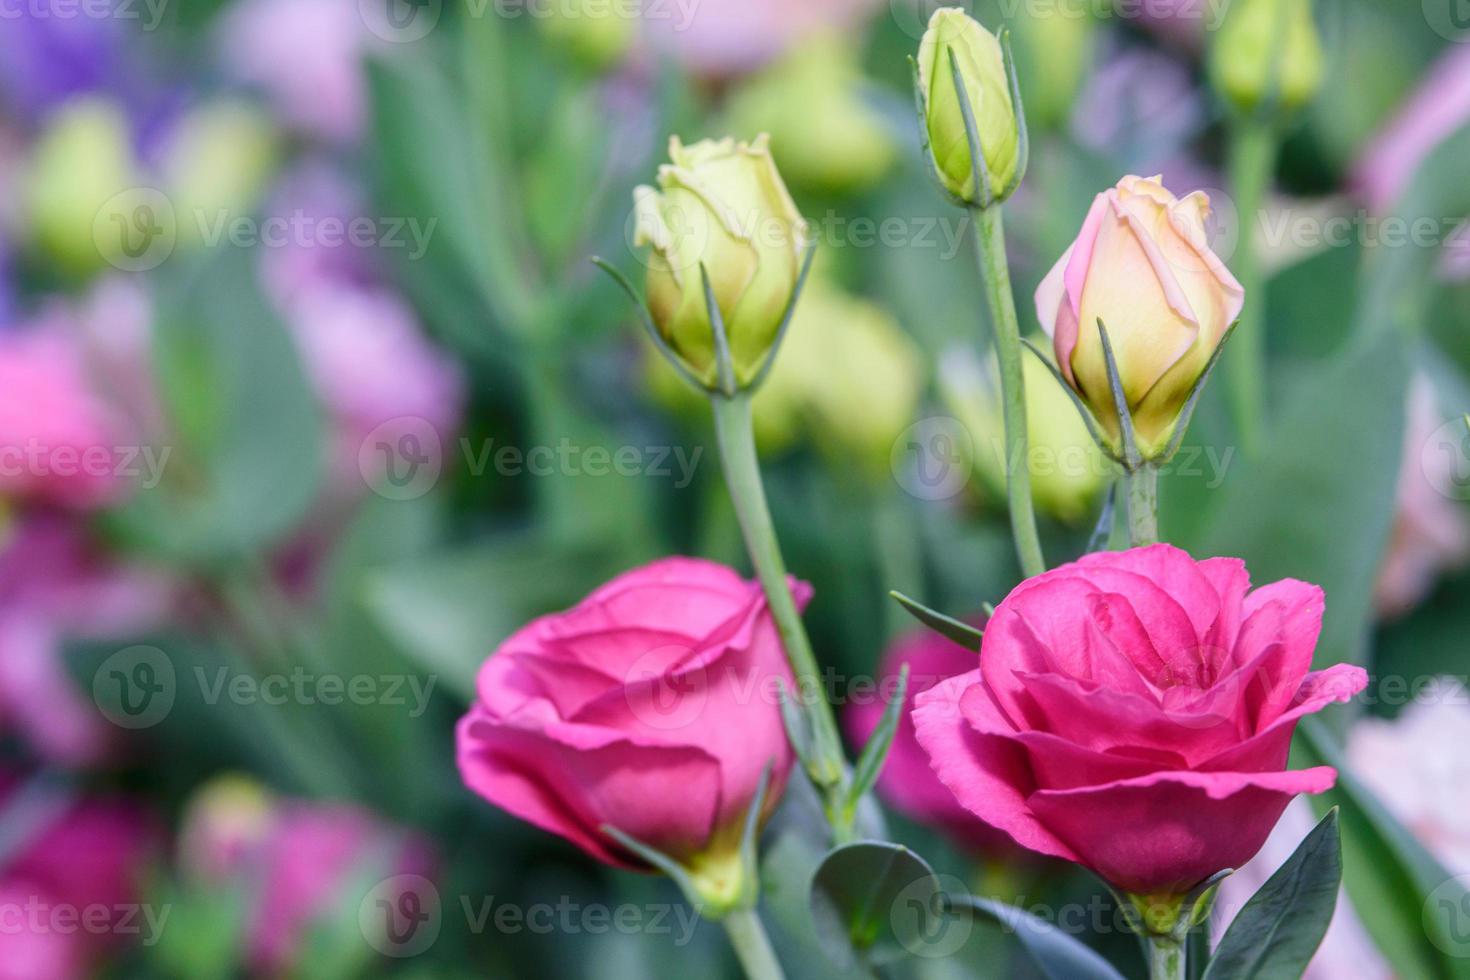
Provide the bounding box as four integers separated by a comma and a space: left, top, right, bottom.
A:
887, 591, 984, 650
807, 841, 945, 970
953, 895, 1127, 980
847, 664, 909, 812
1203, 808, 1341, 980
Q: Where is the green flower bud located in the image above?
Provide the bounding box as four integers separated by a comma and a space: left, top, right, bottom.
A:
725, 33, 896, 194
917, 8, 1020, 206
25, 98, 140, 278
538, 0, 634, 73
1211, 0, 1325, 115
633, 135, 809, 390
1012, 8, 1095, 130
161, 101, 279, 249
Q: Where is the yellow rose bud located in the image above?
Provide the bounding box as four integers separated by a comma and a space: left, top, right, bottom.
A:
1211, 0, 1325, 115
633, 134, 809, 391
943, 347, 1105, 523
25, 98, 140, 278
916, 7, 1021, 206
725, 33, 897, 194
1034, 175, 1244, 459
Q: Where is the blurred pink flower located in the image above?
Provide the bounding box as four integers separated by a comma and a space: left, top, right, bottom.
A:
845, 622, 1025, 856
1349, 678, 1470, 872
0, 773, 158, 976
218, 0, 368, 143
0, 515, 172, 766
1069, 43, 1206, 172
1215, 799, 1390, 980
1373, 375, 1470, 619
1353, 46, 1470, 214
180, 778, 434, 975
641, 0, 882, 77
0, 325, 128, 509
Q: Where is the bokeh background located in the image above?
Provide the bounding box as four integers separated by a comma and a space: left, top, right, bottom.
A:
1, 0, 1469, 977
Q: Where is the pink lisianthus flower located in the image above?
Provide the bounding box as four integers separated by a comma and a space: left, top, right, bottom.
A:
178, 775, 435, 976
0, 515, 172, 766
914, 544, 1367, 897
457, 558, 802, 877
845, 620, 1027, 856
0, 324, 128, 509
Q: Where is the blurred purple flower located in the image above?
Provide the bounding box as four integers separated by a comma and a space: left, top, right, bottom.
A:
0, 5, 132, 123
640, 0, 883, 77
1070, 42, 1206, 172
1354, 46, 1470, 213
258, 165, 464, 497
217, 0, 369, 143
1374, 374, 1470, 620
180, 777, 435, 975
0, 515, 173, 767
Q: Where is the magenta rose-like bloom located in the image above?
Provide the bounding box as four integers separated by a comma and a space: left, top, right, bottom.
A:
457, 558, 804, 874
914, 544, 1367, 897
845, 621, 1021, 856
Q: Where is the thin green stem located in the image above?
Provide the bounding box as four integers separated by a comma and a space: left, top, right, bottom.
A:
722, 907, 786, 980
972, 206, 1045, 579
1126, 466, 1160, 547
1148, 935, 1185, 980
710, 393, 852, 836
1225, 119, 1277, 455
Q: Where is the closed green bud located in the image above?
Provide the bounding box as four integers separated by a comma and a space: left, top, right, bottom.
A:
1211, 0, 1324, 115
633, 135, 808, 391
538, 0, 634, 72
917, 8, 1020, 206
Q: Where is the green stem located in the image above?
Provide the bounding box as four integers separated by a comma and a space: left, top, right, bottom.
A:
972, 206, 1045, 579
722, 907, 786, 980
1224, 119, 1277, 455
710, 393, 853, 837
1126, 466, 1159, 547
1148, 935, 1185, 980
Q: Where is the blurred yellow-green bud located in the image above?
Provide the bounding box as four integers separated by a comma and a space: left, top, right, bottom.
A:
771, 284, 923, 479
25, 98, 140, 277
644, 281, 921, 477
917, 8, 1020, 206
538, 0, 634, 72
1211, 0, 1324, 115
633, 134, 809, 391
162, 101, 280, 249
725, 33, 896, 194
1012, 10, 1095, 130
942, 346, 1105, 523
